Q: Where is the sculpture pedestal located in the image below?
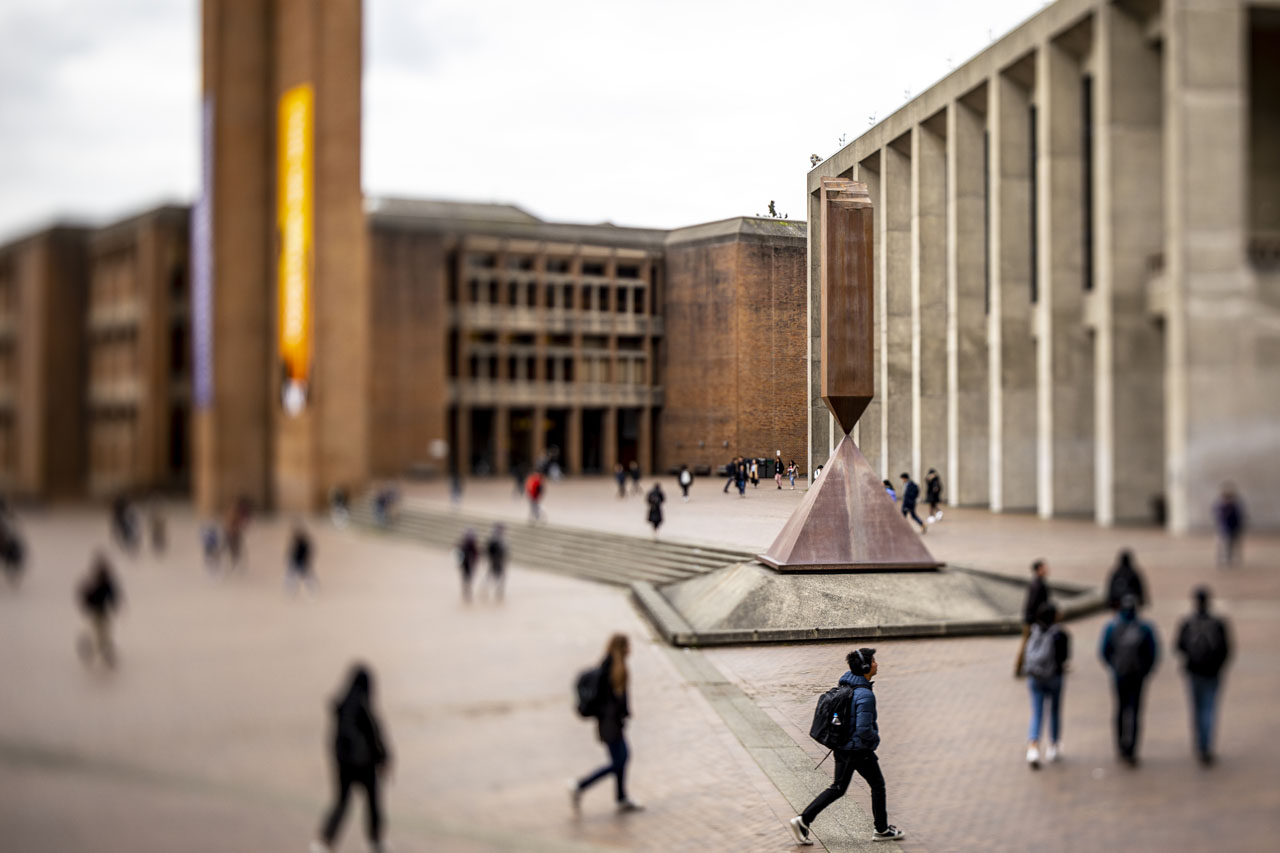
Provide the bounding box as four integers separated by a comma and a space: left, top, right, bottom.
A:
758, 434, 943, 571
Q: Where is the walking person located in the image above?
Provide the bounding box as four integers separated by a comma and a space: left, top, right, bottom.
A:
924, 469, 943, 524
628, 460, 642, 496
723, 456, 738, 494
312, 665, 392, 853
571, 633, 642, 813
1023, 602, 1070, 768
526, 471, 545, 522
0, 513, 25, 587
200, 521, 221, 572
787, 648, 905, 845
77, 554, 122, 668
1105, 549, 1148, 611
646, 483, 665, 538
897, 473, 927, 534
485, 524, 507, 602
111, 495, 139, 554
882, 480, 897, 503
1212, 484, 1245, 567
1014, 559, 1051, 678
614, 463, 628, 499
749, 458, 759, 489
735, 457, 748, 497
677, 464, 692, 502
455, 529, 479, 602
1100, 595, 1160, 765
1175, 586, 1232, 765
788, 460, 798, 490
286, 524, 318, 595
775, 451, 784, 489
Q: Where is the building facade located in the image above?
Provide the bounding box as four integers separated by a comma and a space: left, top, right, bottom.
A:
806, 0, 1280, 532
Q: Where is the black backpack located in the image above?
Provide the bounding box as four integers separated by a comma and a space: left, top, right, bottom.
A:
1110, 621, 1147, 678
1183, 616, 1225, 674
575, 664, 606, 718
809, 684, 855, 750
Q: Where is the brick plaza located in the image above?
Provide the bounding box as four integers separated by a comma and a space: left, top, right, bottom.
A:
0, 477, 1277, 851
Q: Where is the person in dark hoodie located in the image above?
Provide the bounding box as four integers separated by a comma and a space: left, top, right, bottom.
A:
77, 554, 122, 667
646, 483, 665, 538
456, 529, 479, 603
788, 648, 905, 846
313, 664, 391, 853
898, 473, 927, 534
1100, 594, 1160, 765
1014, 559, 1051, 677
484, 524, 507, 602
1105, 549, 1147, 611
1175, 586, 1232, 765
570, 633, 642, 814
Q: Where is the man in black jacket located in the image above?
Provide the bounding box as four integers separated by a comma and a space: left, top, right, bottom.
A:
1014, 559, 1051, 677
788, 648, 905, 845
1176, 587, 1232, 764
898, 474, 926, 533
924, 469, 944, 523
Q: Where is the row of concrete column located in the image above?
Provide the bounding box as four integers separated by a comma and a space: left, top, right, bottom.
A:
451, 405, 653, 476
817, 2, 1177, 527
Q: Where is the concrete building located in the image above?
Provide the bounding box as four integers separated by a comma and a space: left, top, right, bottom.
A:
0, 225, 89, 500
85, 206, 192, 498
807, 0, 1280, 532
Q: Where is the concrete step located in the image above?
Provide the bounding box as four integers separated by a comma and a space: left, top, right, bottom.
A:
349, 501, 750, 587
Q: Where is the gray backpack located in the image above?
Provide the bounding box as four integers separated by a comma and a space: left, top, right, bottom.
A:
1024, 625, 1059, 681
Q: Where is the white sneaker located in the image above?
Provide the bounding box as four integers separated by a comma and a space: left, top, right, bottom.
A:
1027, 745, 1041, 769
872, 825, 906, 841
936, 510, 944, 520
1046, 742, 1060, 762
926, 514, 936, 524
616, 799, 643, 813
788, 816, 815, 846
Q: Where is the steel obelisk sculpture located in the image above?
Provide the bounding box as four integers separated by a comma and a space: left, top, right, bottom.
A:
759, 178, 942, 570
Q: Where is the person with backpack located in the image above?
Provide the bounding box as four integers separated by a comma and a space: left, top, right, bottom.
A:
286, 524, 317, 595
77, 554, 122, 667
787, 648, 905, 845
1105, 549, 1147, 611
455, 530, 479, 602
677, 464, 693, 502
1212, 484, 1245, 567
1100, 594, 1160, 765
1023, 602, 1071, 768
570, 633, 642, 813
645, 483, 665, 538
312, 664, 391, 853
1014, 559, 1051, 678
484, 524, 507, 602
1175, 586, 1232, 765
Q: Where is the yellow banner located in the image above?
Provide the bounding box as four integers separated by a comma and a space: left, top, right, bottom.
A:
277, 84, 313, 413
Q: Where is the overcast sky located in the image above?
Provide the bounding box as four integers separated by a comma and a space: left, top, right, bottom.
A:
0, 0, 1048, 241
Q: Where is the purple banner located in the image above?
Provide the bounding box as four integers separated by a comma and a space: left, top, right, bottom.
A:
191, 96, 214, 408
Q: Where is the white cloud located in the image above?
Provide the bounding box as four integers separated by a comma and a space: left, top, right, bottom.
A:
0, 0, 1047, 239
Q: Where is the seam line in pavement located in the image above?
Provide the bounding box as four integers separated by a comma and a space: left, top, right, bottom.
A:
655, 646, 879, 853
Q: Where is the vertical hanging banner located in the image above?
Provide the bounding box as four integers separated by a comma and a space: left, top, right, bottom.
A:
191, 96, 214, 409
277, 84, 314, 416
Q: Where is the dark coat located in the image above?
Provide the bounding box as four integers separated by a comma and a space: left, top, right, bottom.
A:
925, 475, 943, 504
646, 487, 665, 526
333, 689, 389, 769
1176, 613, 1231, 678
837, 671, 879, 752
1022, 577, 1049, 625
1100, 610, 1159, 679
1106, 563, 1147, 610
901, 480, 920, 508
595, 657, 630, 743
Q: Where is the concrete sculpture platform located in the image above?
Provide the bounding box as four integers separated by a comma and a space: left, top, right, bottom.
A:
632, 563, 1104, 647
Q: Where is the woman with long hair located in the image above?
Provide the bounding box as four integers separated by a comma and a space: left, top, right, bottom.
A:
570, 633, 642, 813
313, 664, 392, 853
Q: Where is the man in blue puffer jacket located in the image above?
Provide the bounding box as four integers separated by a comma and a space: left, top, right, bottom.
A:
788, 648, 905, 845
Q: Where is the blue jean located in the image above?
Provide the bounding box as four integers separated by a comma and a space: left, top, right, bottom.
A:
1188, 673, 1221, 755
578, 737, 628, 802
1028, 675, 1063, 743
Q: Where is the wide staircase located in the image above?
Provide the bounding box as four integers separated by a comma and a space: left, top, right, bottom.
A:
348, 498, 753, 587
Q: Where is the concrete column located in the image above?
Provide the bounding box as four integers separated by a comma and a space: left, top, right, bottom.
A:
638, 406, 652, 474
1094, 3, 1165, 525
1035, 39, 1093, 518
454, 404, 469, 475
883, 140, 912, 480
947, 93, 990, 506
912, 119, 948, 482
566, 405, 582, 475
602, 406, 618, 473
988, 70, 1037, 512
532, 404, 547, 463
494, 406, 508, 474
1164, 0, 1271, 531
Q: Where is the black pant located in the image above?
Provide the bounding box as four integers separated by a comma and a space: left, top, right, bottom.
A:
902, 502, 924, 527
802, 748, 887, 833
322, 762, 381, 844
1113, 675, 1147, 759
578, 737, 628, 802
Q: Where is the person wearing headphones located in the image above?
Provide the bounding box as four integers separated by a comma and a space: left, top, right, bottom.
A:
787, 648, 905, 845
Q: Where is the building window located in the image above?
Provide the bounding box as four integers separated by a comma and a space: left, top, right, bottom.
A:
599, 287, 610, 311
618, 264, 640, 279
582, 261, 605, 277
616, 288, 628, 313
